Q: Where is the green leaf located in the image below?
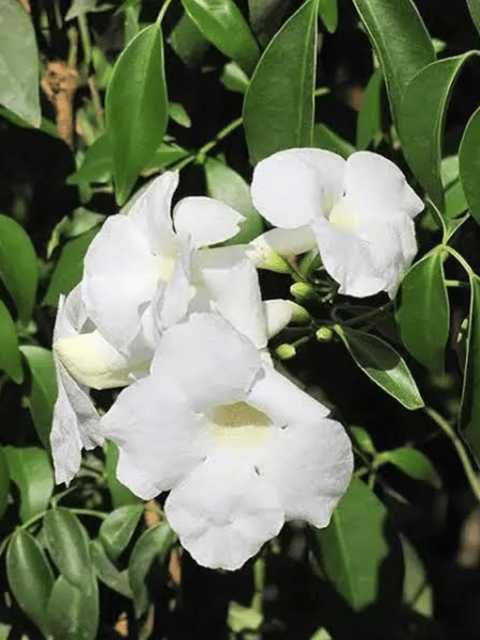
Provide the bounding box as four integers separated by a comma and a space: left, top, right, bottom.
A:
169, 101, 191, 127
400, 535, 433, 616
467, 0, 480, 37
312, 477, 404, 611
221, 61, 250, 93
334, 325, 424, 409
44, 508, 92, 588
128, 522, 176, 617
6, 529, 54, 637
19, 346, 57, 449
459, 105, 480, 227
398, 53, 478, 210
442, 155, 468, 219
180, 0, 260, 76
396, 248, 449, 375
65, 0, 112, 21
351, 0, 434, 128
0, 214, 38, 323
460, 273, 480, 462
91, 539, 133, 598
379, 447, 441, 489
356, 67, 383, 149
143, 143, 189, 173
204, 157, 263, 243
0, 447, 9, 519
3, 446, 53, 522
43, 226, 100, 307
247, 0, 290, 43
0, 0, 40, 126
0, 301, 22, 383
243, 0, 319, 165
67, 134, 112, 186
46, 574, 99, 640
312, 123, 355, 159
349, 426, 376, 455
169, 12, 210, 67
99, 504, 144, 561
106, 24, 168, 205
105, 439, 141, 508
123, 4, 140, 45
318, 0, 338, 33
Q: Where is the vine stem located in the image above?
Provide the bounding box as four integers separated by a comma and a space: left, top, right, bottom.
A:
157, 0, 175, 25
423, 406, 480, 502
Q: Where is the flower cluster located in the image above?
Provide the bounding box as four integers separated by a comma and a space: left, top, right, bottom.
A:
51, 148, 422, 570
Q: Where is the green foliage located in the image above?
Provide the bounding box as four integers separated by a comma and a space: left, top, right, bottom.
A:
106, 24, 168, 204
243, 0, 319, 164
0, 0, 40, 126
0, 301, 22, 383
91, 539, 133, 597
378, 447, 441, 489
459, 106, 480, 226
46, 574, 99, 640
99, 503, 144, 561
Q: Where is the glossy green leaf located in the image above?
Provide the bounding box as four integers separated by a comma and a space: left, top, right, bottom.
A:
91, 539, 133, 598
379, 447, 441, 489
3, 446, 53, 522
396, 248, 449, 375
6, 529, 54, 637
204, 157, 263, 244
169, 12, 210, 67
128, 522, 176, 617
460, 273, 480, 462
0, 0, 40, 126
47, 574, 99, 640
0, 214, 38, 323
181, 0, 260, 75
243, 0, 318, 165
105, 440, 141, 508
459, 105, 480, 226
0, 447, 9, 520
143, 143, 189, 173
442, 155, 468, 219
351, 0, 434, 127
67, 134, 112, 186
399, 53, 478, 210
123, 4, 140, 45
318, 0, 337, 33
44, 508, 92, 587
312, 477, 403, 611
356, 67, 383, 149
100, 503, 144, 561
467, 0, 480, 37
43, 226, 99, 307
312, 123, 355, 159
106, 24, 168, 204
334, 325, 424, 409
350, 426, 376, 455
19, 346, 57, 449
169, 101, 191, 127
0, 301, 22, 383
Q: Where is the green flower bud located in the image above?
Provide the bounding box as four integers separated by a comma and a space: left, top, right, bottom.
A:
275, 343, 296, 360
290, 282, 315, 301
315, 327, 334, 343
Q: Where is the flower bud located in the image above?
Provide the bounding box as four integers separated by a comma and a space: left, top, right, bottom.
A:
290, 282, 315, 302
315, 327, 334, 343
275, 343, 296, 360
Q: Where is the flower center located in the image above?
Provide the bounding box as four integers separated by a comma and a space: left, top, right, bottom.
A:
206, 401, 272, 449
154, 254, 177, 283
328, 197, 359, 233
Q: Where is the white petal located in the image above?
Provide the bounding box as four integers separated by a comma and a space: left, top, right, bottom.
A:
345, 151, 424, 219
151, 313, 263, 411
165, 455, 284, 570
251, 148, 345, 228
247, 368, 353, 528
263, 299, 301, 338
101, 377, 207, 499
54, 330, 150, 390
247, 226, 317, 268
82, 215, 159, 349
310, 216, 386, 297
158, 234, 194, 329
173, 197, 245, 248
196, 246, 268, 348
53, 287, 88, 340
127, 171, 178, 255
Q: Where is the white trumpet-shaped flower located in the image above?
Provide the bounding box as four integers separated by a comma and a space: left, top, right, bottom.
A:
101, 313, 353, 570
250, 149, 424, 298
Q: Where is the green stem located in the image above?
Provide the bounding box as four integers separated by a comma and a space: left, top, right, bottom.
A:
77, 14, 92, 66
157, 0, 175, 25
423, 406, 480, 502
445, 279, 469, 288
251, 555, 266, 616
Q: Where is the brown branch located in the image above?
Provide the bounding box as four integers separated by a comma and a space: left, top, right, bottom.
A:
41, 60, 79, 149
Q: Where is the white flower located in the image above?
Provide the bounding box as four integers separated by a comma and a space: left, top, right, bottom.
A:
101, 313, 353, 570
50, 287, 102, 485
250, 149, 424, 298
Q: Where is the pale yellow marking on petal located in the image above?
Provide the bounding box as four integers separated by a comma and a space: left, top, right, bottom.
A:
328, 198, 360, 233
206, 401, 272, 450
